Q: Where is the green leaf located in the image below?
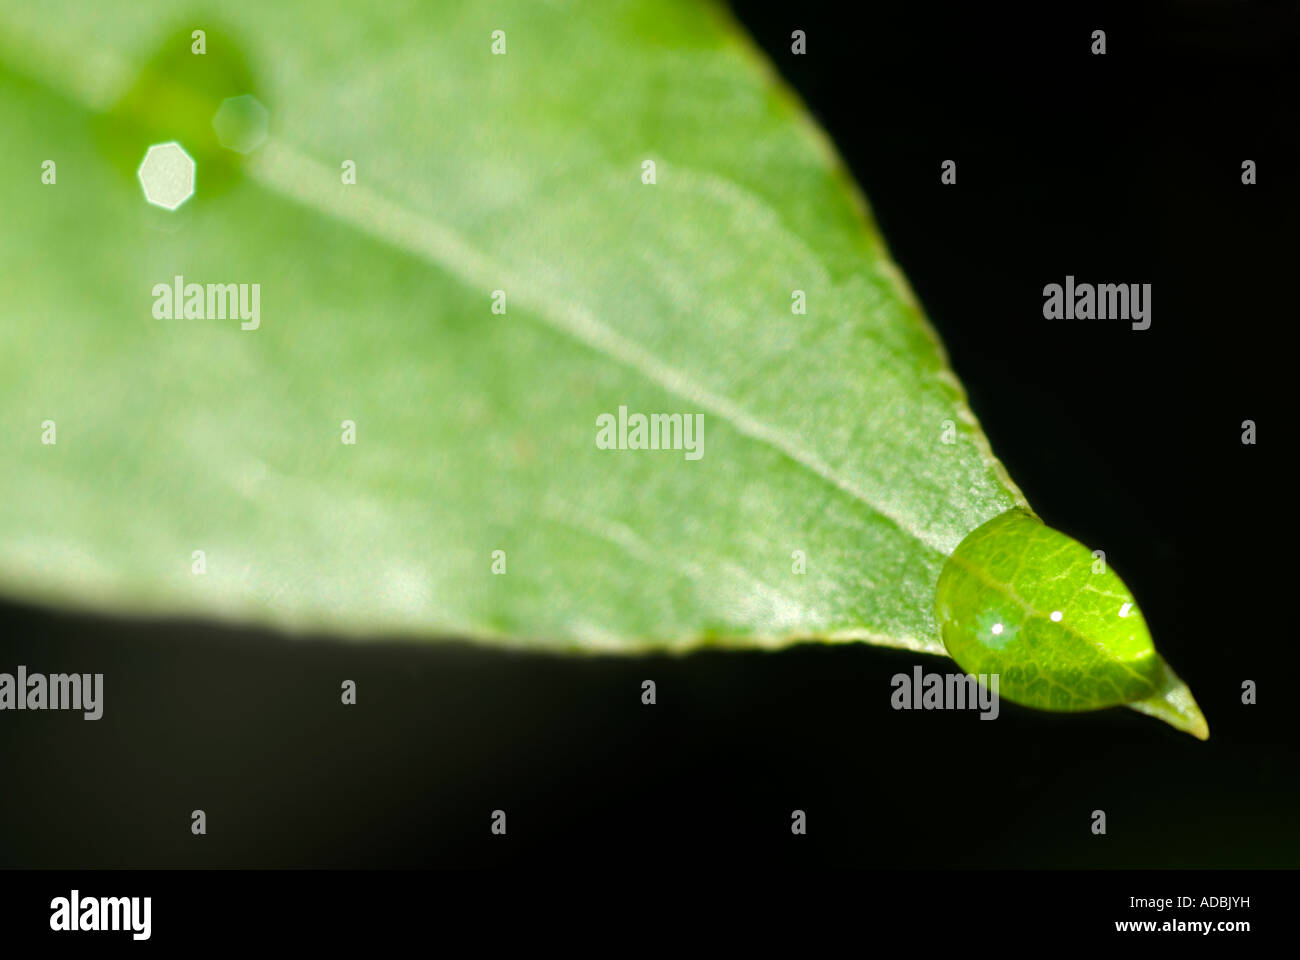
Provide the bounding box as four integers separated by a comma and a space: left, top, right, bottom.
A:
0, 1, 1202, 736
936, 511, 1208, 739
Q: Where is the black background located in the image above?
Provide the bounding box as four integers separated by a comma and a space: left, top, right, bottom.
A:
1, 0, 1295, 869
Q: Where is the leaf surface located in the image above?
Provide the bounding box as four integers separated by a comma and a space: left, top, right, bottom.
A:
0, 0, 1035, 654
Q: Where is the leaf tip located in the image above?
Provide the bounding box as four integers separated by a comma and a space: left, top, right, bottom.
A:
1126, 659, 1209, 740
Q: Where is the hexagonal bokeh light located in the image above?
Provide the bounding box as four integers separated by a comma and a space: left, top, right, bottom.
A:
136, 141, 196, 210
212, 95, 269, 154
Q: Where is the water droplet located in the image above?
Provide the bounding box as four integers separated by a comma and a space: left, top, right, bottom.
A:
935, 509, 1172, 715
